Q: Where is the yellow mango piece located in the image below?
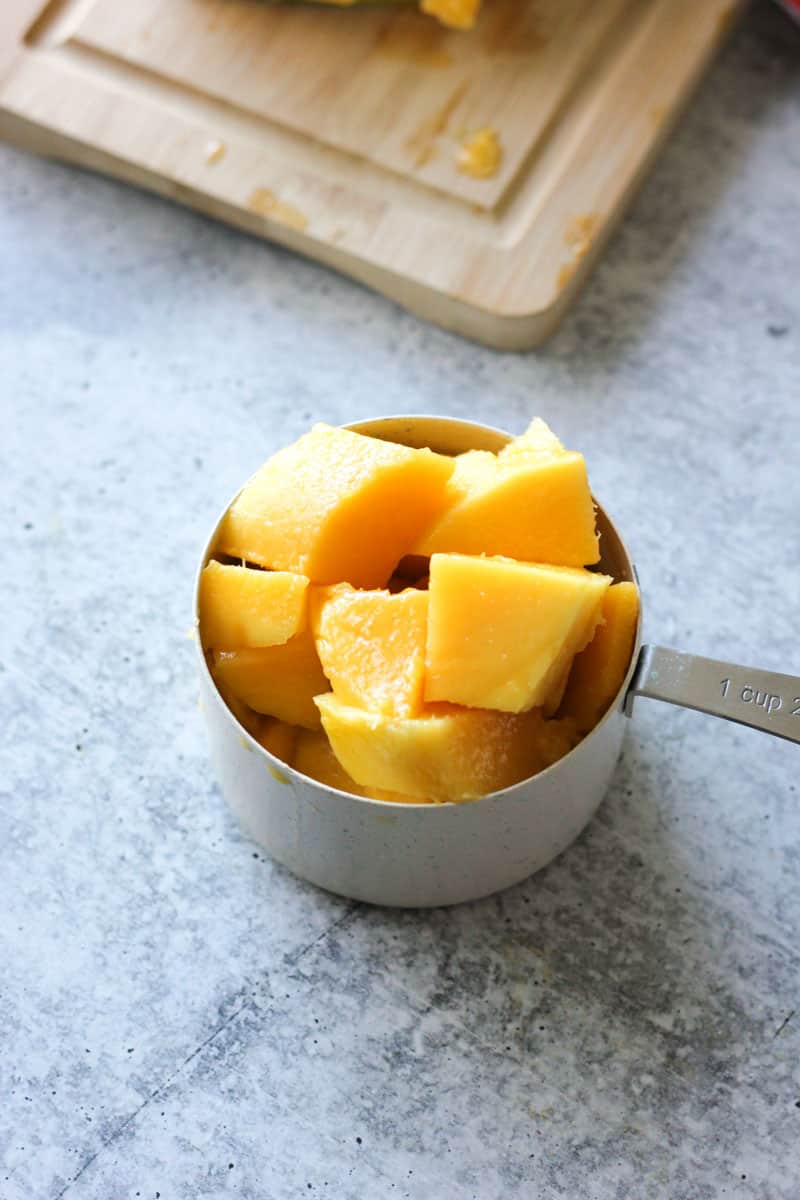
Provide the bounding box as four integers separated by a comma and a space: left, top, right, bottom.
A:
498, 418, 565, 462
212, 676, 263, 738
425, 554, 611, 713
311, 0, 482, 28
217, 424, 454, 588
257, 718, 299, 764
369, 787, 432, 805
421, 0, 482, 28
293, 729, 429, 804
316, 694, 579, 803
199, 560, 309, 648
312, 585, 428, 718
414, 426, 599, 567
560, 581, 640, 733
212, 633, 329, 729
294, 728, 365, 795
542, 659, 573, 719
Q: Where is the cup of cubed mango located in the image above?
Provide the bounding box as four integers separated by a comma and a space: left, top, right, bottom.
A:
194, 416, 640, 907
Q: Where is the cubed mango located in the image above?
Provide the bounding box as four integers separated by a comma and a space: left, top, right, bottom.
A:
414, 423, 599, 567
425, 554, 611, 713
217, 424, 454, 588
293, 728, 429, 804
311, 585, 428, 717
497, 417, 565, 463
420, 0, 482, 29
316, 693, 579, 802
560, 581, 639, 732
211, 676, 263, 739
294, 728, 366, 795
212, 633, 329, 729
541, 658, 574, 718
257, 718, 299, 763
199, 560, 308, 648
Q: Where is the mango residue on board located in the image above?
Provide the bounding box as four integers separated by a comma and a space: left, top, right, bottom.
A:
306, 0, 482, 28
201, 420, 638, 803
456, 128, 503, 179
205, 139, 226, 165
557, 214, 600, 293
421, 0, 482, 28
247, 188, 308, 233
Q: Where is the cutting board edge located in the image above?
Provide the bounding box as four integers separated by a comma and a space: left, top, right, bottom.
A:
0, 107, 574, 349
0, 0, 749, 350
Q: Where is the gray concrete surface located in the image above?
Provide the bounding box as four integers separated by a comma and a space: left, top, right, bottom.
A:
2, 5, 799, 1197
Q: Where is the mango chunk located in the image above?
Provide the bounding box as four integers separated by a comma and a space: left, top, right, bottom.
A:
217, 424, 454, 588
425, 554, 611, 713
311, 585, 428, 717
257, 718, 299, 763
293, 728, 429, 804
420, 0, 482, 29
414, 423, 599, 567
199, 560, 309, 648
498, 417, 565, 462
212, 676, 263, 738
212, 633, 329, 729
294, 728, 365, 795
560, 581, 640, 732
369, 787, 432, 805
316, 694, 579, 802
542, 659, 573, 719
312, 0, 482, 30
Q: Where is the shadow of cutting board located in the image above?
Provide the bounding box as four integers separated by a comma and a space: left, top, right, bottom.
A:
0, 0, 745, 348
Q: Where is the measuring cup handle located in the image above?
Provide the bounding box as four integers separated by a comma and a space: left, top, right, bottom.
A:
624, 645, 800, 745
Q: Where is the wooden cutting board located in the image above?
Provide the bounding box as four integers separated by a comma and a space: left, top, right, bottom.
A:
0, 0, 744, 348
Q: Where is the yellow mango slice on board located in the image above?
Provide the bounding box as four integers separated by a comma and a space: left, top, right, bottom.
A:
217, 424, 454, 588
199, 560, 309, 648
421, 0, 482, 29
425, 554, 611, 713
312, 0, 482, 28
560, 581, 640, 733
311, 585, 428, 717
414, 422, 599, 567
316, 694, 579, 803
293, 728, 429, 804
212, 633, 330, 730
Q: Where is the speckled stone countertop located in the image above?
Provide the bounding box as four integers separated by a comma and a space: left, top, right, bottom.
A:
2, 6, 799, 1198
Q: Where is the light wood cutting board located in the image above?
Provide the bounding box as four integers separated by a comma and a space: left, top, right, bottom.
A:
0, 0, 744, 348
